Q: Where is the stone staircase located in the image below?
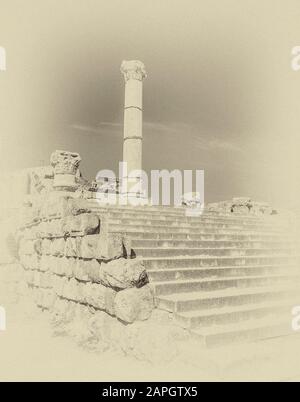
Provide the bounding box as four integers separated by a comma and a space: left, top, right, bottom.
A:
88, 202, 300, 347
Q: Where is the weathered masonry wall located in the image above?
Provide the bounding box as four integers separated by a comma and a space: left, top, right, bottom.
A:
17, 195, 154, 324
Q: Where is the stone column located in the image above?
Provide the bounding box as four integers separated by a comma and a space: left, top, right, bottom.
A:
50, 150, 81, 191
120, 60, 147, 197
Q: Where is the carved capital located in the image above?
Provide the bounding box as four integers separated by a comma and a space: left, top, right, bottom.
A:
50, 150, 81, 175
120, 60, 147, 82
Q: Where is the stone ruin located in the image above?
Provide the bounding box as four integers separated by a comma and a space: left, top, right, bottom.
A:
1, 148, 299, 355
207, 197, 277, 216
17, 196, 154, 324
8, 150, 155, 349
1, 59, 297, 356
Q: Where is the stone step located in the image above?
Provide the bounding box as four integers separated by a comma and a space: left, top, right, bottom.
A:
190, 315, 295, 347
152, 274, 300, 296
109, 223, 283, 235
148, 264, 300, 282
175, 299, 298, 329
156, 285, 300, 313
89, 203, 283, 221
107, 214, 285, 228
88, 202, 227, 213
107, 211, 280, 223
132, 239, 298, 249
142, 255, 300, 270
108, 218, 284, 232
112, 231, 292, 242
135, 247, 297, 258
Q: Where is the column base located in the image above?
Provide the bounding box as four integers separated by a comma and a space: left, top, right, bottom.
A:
53, 174, 78, 191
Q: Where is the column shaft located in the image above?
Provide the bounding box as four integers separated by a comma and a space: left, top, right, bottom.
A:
120, 60, 146, 196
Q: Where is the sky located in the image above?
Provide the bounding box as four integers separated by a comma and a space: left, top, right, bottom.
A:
0, 0, 299, 207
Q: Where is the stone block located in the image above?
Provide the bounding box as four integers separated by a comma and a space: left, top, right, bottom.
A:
47, 255, 62, 273
40, 196, 91, 219
67, 198, 91, 216
65, 237, 80, 257
232, 197, 252, 206
79, 233, 124, 260
33, 239, 42, 255
22, 206, 40, 227
86, 259, 101, 282
50, 238, 66, 257
62, 278, 84, 302
97, 259, 148, 289
51, 219, 65, 237
98, 232, 124, 260
83, 282, 116, 315
62, 257, 76, 278
122, 236, 133, 258
33, 271, 52, 288
56, 257, 66, 276
62, 213, 99, 236
232, 205, 249, 214
52, 275, 68, 296
40, 272, 53, 288
43, 255, 60, 274
41, 239, 52, 255
37, 219, 64, 238
78, 235, 99, 259
36, 221, 46, 238
39, 255, 51, 272
114, 284, 154, 323
73, 259, 90, 282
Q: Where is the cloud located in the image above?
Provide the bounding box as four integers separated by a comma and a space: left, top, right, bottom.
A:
144, 121, 192, 134
206, 138, 242, 152
70, 122, 122, 135
70, 121, 242, 152
143, 121, 242, 152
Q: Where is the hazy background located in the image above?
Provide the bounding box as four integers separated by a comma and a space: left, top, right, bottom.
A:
0, 0, 299, 207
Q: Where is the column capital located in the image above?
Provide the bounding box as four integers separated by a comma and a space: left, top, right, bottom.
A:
50, 150, 81, 175
120, 60, 147, 82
